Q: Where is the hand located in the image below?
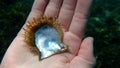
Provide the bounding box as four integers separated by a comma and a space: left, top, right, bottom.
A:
1, 0, 96, 68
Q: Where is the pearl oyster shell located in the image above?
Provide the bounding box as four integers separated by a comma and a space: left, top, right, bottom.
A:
24, 17, 67, 60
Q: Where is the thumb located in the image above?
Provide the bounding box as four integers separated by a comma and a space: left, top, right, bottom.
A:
78, 37, 96, 66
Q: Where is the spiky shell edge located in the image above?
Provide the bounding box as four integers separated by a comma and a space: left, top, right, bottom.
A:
23, 16, 64, 60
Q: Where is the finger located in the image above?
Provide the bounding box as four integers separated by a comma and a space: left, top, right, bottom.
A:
18, 0, 49, 35
26, 0, 49, 22
69, 0, 92, 38
69, 37, 95, 68
44, 0, 63, 17
78, 37, 96, 64
58, 0, 77, 31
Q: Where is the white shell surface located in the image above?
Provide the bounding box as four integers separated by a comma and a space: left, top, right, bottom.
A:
35, 25, 66, 59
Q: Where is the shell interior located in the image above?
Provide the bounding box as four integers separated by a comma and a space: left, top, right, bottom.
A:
35, 25, 67, 59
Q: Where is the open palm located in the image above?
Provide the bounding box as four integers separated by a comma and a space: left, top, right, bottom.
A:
1, 0, 95, 68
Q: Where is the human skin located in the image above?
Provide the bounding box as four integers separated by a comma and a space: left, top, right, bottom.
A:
1, 0, 96, 68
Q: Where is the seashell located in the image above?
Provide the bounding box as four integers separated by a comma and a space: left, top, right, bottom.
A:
24, 17, 68, 60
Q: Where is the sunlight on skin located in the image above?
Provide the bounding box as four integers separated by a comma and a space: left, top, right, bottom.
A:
1, 0, 96, 68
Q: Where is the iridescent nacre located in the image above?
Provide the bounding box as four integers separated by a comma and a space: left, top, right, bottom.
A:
35, 25, 67, 59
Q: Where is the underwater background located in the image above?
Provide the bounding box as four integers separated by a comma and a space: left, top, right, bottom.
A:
0, 0, 120, 68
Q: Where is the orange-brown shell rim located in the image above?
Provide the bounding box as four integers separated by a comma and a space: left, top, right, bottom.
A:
23, 16, 64, 60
